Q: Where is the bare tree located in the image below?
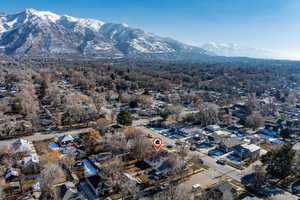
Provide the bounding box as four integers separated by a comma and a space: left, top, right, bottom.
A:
95, 118, 110, 135
195, 103, 219, 126
15, 81, 39, 122
39, 163, 64, 200
126, 129, 152, 160
59, 153, 76, 172
286, 93, 297, 107
101, 157, 124, 196
104, 132, 128, 154
152, 185, 192, 200
245, 93, 259, 114
295, 151, 300, 174
252, 165, 266, 188
120, 180, 139, 200
200, 188, 223, 200
167, 105, 183, 122
190, 153, 204, 173
119, 93, 133, 104
0, 177, 5, 200
245, 112, 265, 130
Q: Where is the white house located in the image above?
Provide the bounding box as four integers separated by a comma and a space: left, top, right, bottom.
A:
12, 139, 36, 153
178, 127, 204, 137
58, 135, 75, 146
206, 125, 221, 132
22, 154, 40, 165
233, 144, 261, 160
11, 139, 40, 165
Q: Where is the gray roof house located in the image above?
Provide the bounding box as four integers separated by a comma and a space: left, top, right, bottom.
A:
218, 138, 242, 153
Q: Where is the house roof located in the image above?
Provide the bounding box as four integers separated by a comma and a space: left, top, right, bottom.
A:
83, 159, 97, 176
206, 124, 221, 131
241, 144, 261, 152
59, 135, 75, 143
180, 127, 203, 136
123, 173, 142, 184
242, 196, 262, 200
23, 153, 39, 165
59, 182, 83, 200
12, 139, 35, 153
221, 138, 241, 148
215, 130, 231, 136
86, 174, 103, 189
5, 168, 19, 179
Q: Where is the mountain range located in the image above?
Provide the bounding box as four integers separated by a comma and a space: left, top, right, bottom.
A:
0, 9, 214, 60
0, 9, 298, 62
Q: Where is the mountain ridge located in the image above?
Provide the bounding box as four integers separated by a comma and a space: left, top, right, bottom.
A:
0, 9, 213, 60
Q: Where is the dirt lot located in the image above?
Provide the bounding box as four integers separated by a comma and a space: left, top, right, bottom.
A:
33, 139, 60, 163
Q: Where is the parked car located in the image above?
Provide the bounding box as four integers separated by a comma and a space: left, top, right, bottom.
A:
192, 184, 201, 191
216, 159, 226, 165
159, 183, 170, 190
166, 145, 173, 149
175, 141, 183, 146
148, 134, 154, 138
190, 146, 196, 151
74, 161, 83, 167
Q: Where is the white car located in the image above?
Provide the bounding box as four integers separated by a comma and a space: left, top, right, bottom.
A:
192, 184, 202, 191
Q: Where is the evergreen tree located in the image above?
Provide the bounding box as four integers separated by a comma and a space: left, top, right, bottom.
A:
261, 144, 295, 179
117, 109, 133, 126
280, 128, 291, 139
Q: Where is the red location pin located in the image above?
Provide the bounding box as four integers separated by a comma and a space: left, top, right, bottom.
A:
152, 137, 163, 151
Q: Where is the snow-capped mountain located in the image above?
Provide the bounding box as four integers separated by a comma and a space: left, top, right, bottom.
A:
200, 42, 279, 59
0, 9, 211, 59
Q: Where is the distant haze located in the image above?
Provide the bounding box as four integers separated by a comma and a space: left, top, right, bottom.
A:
201, 43, 300, 60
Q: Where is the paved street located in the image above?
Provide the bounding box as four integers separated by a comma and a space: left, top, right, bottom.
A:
0, 127, 94, 146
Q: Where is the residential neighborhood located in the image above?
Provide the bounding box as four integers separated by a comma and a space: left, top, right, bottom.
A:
0, 65, 300, 200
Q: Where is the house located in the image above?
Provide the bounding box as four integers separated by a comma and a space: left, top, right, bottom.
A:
59, 135, 75, 146
58, 182, 85, 200
206, 125, 221, 132
123, 173, 143, 184
218, 138, 242, 153
169, 123, 186, 133
228, 124, 244, 133
200, 181, 237, 200
4, 168, 19, 181
154, 160, 173, 176
83, 159, 98, 176
95, 152, 113, 162
22, 153, 40, 165
233, 144, 261, 160
12, 139, 36, 153
4, 181, 21, 194
258, 128, 278, 137
178, 127, 204, 137
85, 175, 112, 197
209, 130, 231, 144
149, 119, 164, 128
268, 138, 284, 145
241, 196, 262, 200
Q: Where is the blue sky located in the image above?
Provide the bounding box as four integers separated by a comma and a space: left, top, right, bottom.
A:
2, 0, 300, 59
